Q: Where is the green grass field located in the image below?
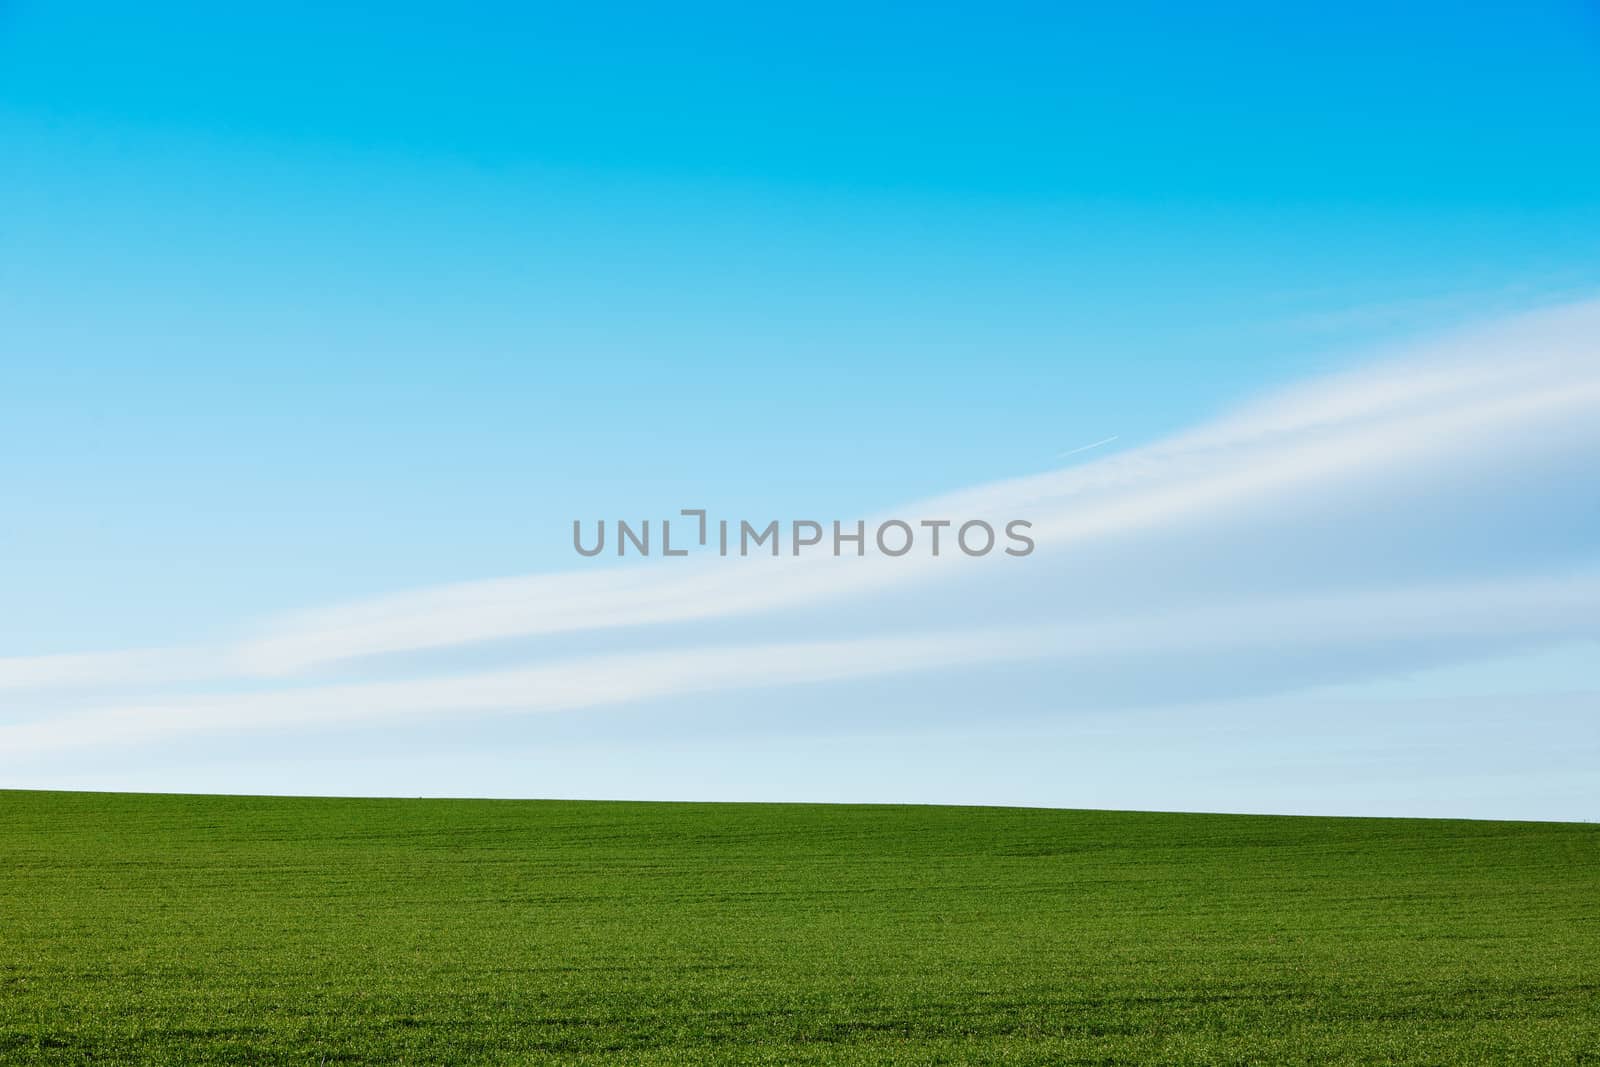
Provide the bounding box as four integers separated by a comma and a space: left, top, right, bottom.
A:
2, 790, 1596, 1065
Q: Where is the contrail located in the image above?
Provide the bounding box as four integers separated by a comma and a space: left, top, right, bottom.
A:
1058, 435, 1119, 459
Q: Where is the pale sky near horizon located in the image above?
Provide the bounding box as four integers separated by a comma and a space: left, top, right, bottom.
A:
3, 3, 1599, 818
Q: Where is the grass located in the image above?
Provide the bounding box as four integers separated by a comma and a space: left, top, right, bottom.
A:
1, 790, 1596, 1064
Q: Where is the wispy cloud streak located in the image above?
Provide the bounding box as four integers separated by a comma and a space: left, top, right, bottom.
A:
5, 570, 1596, 756
3, 299, 1598, 757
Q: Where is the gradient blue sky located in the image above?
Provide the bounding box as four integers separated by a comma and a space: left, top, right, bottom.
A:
3, 3, 1599, 817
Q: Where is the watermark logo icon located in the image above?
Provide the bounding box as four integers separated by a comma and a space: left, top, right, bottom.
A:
574, 509, 1034, 558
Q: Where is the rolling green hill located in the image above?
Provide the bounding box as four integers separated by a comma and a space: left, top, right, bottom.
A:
2, 790, 1596, 1064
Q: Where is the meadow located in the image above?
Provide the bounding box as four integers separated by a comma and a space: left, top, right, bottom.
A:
1, 790, 1596, 1064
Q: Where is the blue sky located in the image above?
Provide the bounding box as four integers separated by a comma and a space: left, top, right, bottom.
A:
3, 3, 1598, 817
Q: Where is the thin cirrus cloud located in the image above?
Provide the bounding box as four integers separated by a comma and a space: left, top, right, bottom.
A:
3, 570, 1597, 758
231, 296, 1600, 671
1, 297, 1598, 757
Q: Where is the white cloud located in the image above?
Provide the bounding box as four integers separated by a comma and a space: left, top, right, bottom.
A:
5, 569, 1597, 757
225, 298, 1600, 674
4, 298, 1598, 766
0, 647, 215, 693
